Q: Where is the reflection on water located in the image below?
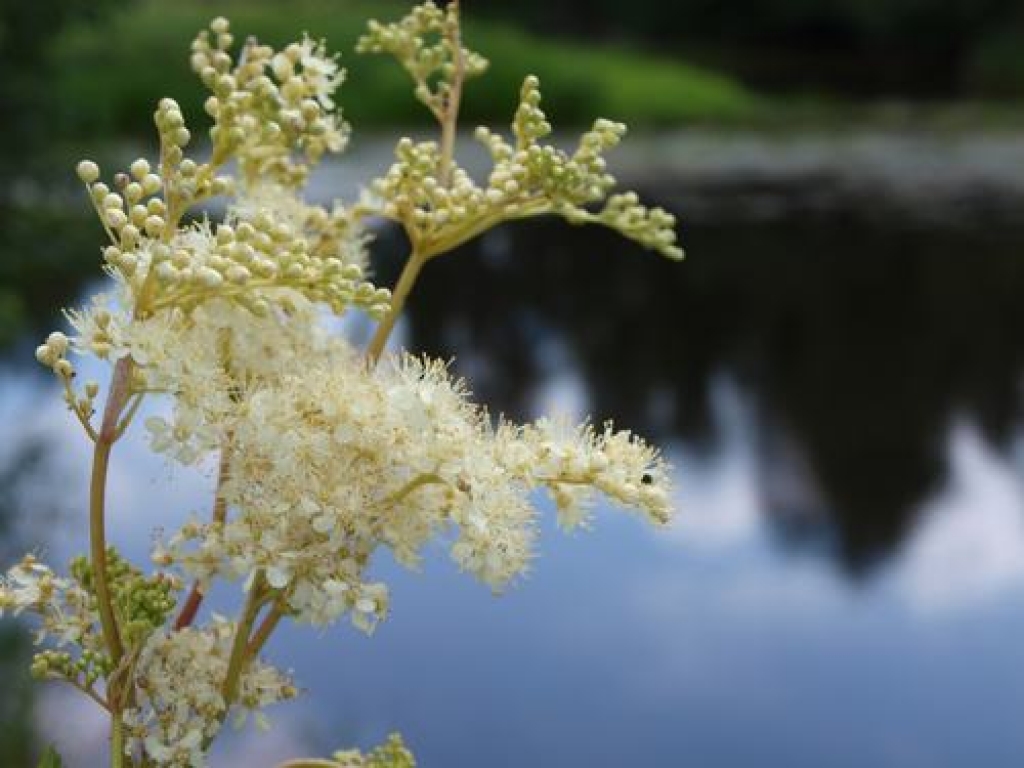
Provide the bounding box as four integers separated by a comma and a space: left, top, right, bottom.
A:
400, 216, 1024, 573
2, 150, 1024, 765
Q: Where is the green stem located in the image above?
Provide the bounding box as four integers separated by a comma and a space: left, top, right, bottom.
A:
421, 196, 550, 259
221, 576, 264, 707
438, 0, 465, 187
174, 442, 233, 630
111, 710, 126, 768
200, 578, 265, 753
380, 472, 447, 506
246, 602, 284, 657
365, 249, 428, 365
91, 357, 132, 667
113, 392, 145, 440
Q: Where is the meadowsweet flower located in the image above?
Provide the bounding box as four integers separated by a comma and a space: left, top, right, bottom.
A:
0, 555, 106, 661
64, 291, 130, 361
126, 616, 295, 767
191, 19, 349, 187
8, 7, 681, 766
153, 316, 672, 610
0, 555, 61, 617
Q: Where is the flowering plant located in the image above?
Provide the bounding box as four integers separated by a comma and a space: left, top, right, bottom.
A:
2, 3, 681, 766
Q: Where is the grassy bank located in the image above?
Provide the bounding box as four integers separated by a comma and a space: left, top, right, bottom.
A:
49, 0, 761, 139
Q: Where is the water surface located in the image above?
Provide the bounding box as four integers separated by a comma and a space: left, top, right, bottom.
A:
2, 131, 1024, 767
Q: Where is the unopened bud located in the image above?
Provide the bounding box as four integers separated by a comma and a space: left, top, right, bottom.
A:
130, 158, 151, 179
35, 345, 56, 366
45, 331, 69, 354
76, 160, 100, 184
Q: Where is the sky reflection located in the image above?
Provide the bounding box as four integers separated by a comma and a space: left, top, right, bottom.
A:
3, 130, 1024, 761
4, 341, 1024, 767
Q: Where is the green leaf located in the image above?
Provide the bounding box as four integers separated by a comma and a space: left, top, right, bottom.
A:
36, 746, 63, 768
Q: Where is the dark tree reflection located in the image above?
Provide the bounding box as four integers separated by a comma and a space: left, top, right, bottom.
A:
378, 210, 1024, 574
0, 436, 63, 761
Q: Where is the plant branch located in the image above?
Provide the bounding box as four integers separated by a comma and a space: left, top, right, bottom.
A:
174, 442, 233, 630
111, 705, 126, 768
91, 356, 133, 667
365, 248, 428, 365
438, 0, 465, 187
113, 392, 145, 441
63, 382, 99, 441
246, 601, 285, 657
221, 573, 265, 707
49, 676, 111, 711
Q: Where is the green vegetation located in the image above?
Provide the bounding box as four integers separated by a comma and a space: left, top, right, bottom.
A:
472, 0, 1024, 98
49, 0, 760, 139
0, 628, 35, 766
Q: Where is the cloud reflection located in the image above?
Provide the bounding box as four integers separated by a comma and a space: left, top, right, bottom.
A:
893, 421, 1024, 614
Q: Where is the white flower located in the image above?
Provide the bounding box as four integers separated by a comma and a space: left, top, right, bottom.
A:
65, 293, 130, 361
296, 34, 345, 109
155, 323, 672, 615
128, 618, 294, 767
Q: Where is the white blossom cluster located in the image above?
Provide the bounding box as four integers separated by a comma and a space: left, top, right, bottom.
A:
8, 6, 683, 766
125, 616, 295, 766
137, 296, 670, 623
0, 556, 93, 641
0, 554, 110, 706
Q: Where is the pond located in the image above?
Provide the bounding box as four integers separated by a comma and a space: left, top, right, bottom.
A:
2, 130, 1024, 767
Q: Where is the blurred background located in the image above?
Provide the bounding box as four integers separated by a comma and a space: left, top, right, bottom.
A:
3, 0, 1024, 765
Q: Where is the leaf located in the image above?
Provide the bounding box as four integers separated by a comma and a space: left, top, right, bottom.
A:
36, 746, 63, 768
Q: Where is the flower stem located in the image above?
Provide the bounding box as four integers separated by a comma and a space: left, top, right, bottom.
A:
246, 602, 285, 657
221, 574, 264, 706
91, 356, 133, 667
366, 3, 468, 366
438, 0, 465, 187
174, 443, 232, 630
366, 248, 428, 365
111, 709, 126, 768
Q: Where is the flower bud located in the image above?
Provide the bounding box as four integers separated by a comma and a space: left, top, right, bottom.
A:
76, 160, 100, 184
130, 158, 151, 180
142, 174, 163, 195
106, 209, 128, 230
35, 345, 56, 366
46, 331, 69, 353
102, 193, 124, 210
197, 267, 224, 288
144, 215, 166, 237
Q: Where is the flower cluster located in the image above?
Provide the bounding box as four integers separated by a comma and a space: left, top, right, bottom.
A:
0, 555, 101, 661
331, 734, 416, 768
125, 616, 296, 766
192, 17, 348, 187
145, 300, 669, 623
8, 4, 682, 766
356, 1, 489, 119
0, 551, 180, 699
367, 76, 683, 259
